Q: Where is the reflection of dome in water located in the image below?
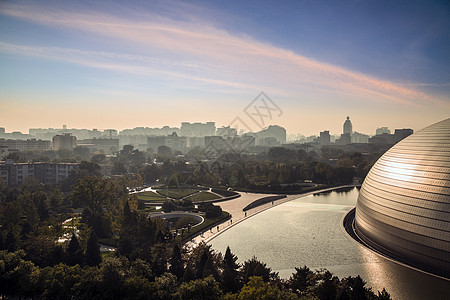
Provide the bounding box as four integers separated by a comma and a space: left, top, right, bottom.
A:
355, 118, 450, 277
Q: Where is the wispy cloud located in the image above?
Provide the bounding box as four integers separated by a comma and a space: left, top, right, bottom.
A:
0, 2, 444, 107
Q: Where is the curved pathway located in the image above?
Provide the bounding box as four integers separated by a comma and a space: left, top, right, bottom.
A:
185, 185, 359, 249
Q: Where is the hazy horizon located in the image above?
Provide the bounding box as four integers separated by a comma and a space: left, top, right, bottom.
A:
1, 0, 449, 136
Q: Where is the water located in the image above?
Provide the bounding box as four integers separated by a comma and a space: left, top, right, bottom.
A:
210, 188, 450, 299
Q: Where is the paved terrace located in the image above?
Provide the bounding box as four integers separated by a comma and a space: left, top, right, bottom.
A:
186, 185, 359, 249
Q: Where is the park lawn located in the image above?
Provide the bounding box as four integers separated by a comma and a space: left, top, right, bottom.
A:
184, 191, 221, 202
156, 188, 199, 199
135, 191, 167, 203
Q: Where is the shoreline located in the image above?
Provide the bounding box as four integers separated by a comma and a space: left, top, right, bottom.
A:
185, 184, 360, 247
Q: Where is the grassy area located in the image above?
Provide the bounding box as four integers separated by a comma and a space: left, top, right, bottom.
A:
211, 188, 239, 198
156, 188, 199, 199
135, 191, 167, 203
184, 191, 221, 202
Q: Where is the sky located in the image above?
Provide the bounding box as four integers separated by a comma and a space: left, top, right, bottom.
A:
1, 0, 449, 136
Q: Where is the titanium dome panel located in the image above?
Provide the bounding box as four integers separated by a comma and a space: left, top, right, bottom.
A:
355, 118, 450, 278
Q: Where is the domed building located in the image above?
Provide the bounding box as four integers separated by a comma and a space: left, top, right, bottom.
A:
355, 118, 450, 278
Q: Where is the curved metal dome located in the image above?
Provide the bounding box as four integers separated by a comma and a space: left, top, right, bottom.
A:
355, 118, 450, 277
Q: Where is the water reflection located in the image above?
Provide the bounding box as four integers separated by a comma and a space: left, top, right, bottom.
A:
209, 188, 450, 299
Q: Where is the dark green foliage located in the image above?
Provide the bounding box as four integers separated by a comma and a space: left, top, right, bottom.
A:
0, 162, 392, 299
66, 233, 84, 266
198, 202, 223, 219
162, 199, 179, 212
377, 288, 392, 300
24, 235, 64, 267
222, 246, 241, 293
241, 256, 277, 283
0, 250, 36, 298
289, 266, 315, 294
169, 244, 184, 279
85, 230, 102, 266
236, 276, 281, 299
112, 161, 127, 175
177, 275, 223, 299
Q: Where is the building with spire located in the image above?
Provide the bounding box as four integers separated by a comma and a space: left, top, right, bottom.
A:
343, 116, 352, 135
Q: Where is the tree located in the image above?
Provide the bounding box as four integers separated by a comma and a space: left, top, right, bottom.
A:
289, 265, 315, 295
71, 176, 117, 214
158, 145, 173, 157
85, 230, 102, 266
100, 256, 129, 299
177, 275, 223, 300
0, 250, 37, 298
39, 263, 83, 299
112, 161, 127, 175
185, 243, 221, 282
376, 288, 392, 300
91, 153, 106, 164
222, 246, 241, 293
237, 276, 281, 300
241, 256, 278, 283
169, 244, 185, 279
66, 233, 84, 266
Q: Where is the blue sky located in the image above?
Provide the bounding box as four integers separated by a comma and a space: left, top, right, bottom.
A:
1, 0, 449, 135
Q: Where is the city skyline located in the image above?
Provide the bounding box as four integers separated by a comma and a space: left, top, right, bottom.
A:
1, 0, 449, 136
0, 117, 409, 138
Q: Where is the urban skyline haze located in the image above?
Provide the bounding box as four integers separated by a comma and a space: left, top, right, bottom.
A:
1, 0, 449, 135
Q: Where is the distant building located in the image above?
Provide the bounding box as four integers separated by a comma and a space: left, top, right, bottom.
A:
216, 126, 237, 137
343, 116, 353, 135
258, 137, 281, 147
148, 132, 187, 154
0, 138, 51, 151
369, 128, 413, 145
187, 137, 205, 148
318, 130, 331, 145
351, 131, 369, 143
204, 135, 255, 156
336, 133, 351, 145
369, 133, 395, 144
0, 146, 8, 160
76, 138, 120, 153
394, 128, 414, 143
257, 125, 286, 145
376, 127, 391, 135
53, 134, 77, 150
0, 161, 79, 186
180, 122, 216, 137
104, 129, 118, 137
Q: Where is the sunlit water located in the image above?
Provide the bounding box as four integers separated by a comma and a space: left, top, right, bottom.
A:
210, 188, 450, 299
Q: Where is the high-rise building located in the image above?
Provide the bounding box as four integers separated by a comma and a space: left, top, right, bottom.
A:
343, 116, 352, 135
147, 132, 187, 154
318, 130, 330, 145
0, 161, 79, 186
394, 128, 414, 143
180, 122, 216, 137
53, 134, 77, 150
76, 138, 120, 153
0, 139, 51, 151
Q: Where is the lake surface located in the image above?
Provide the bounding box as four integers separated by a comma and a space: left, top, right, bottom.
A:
210, 188, 450, 299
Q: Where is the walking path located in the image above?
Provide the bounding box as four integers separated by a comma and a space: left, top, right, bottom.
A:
185, 185, 359, 249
